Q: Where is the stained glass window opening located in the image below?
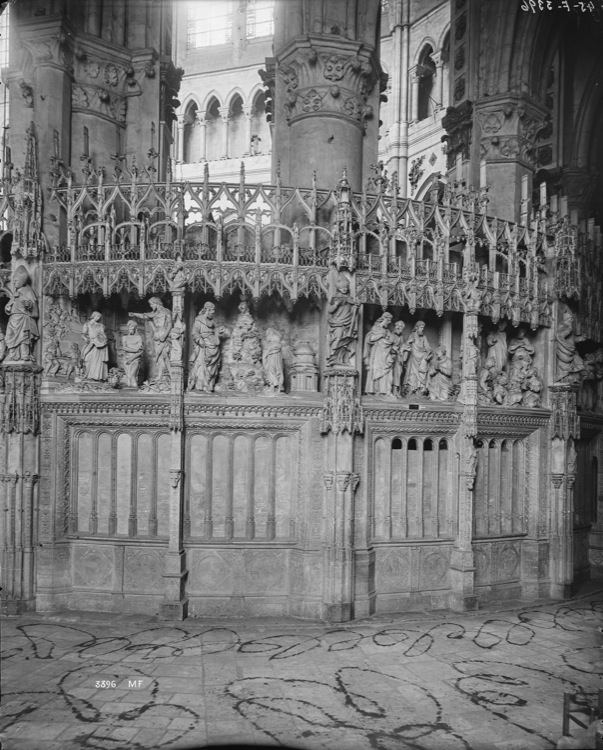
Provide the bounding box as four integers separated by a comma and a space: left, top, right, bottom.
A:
187, 1, 233, 49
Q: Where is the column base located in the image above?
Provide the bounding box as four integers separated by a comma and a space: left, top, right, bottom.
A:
322, 602, 353, 622
158, 599, 189, 621
549, 582, 573, 599
448, 593, 479, 612
1, 597, 35, 615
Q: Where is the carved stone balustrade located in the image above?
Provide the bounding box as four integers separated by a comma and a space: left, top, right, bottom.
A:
34, 161, 561, 329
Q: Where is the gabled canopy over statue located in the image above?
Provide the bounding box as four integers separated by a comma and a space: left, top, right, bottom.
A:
3, 266, 39, 362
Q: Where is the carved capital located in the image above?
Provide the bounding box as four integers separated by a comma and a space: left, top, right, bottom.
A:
23, 472, 39, 489
551, 473, 564, 489
323, 471, 335, 490
476, 97, 549, 168
277, 40, 378, 128
72, 84, 127, 124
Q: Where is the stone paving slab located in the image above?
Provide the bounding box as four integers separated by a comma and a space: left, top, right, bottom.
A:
1, 592, 603, 750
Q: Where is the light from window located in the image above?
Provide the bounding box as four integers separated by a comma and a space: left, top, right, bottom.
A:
246, 0, 273, 39
187, 1, 233, 49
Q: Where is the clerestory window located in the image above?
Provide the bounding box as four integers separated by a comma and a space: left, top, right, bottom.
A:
187, 1, 233, 49
246, 0, 274, 39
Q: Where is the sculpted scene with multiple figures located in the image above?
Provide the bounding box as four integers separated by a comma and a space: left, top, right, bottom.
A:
0, 0, 602, 628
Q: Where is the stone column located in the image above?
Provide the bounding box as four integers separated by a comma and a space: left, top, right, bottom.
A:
272, 0, 382, 191
474, 96, 549, 223
159, 290, 188, 620
548, 386, 580, 599
0, 365, 42, 614
197, 111, 207, 162
219, 106, 230, 159
385, 2, 410, 191
432, 51, 445, 111
451, 307, 480, 612
176, 113, 185, 162
243, 106, 253, 155
409, 66, 420, 122
320, 368, 363, 621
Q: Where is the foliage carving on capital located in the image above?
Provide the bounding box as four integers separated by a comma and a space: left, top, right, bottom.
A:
477, 101, 550, 167
278, 47, 377, 125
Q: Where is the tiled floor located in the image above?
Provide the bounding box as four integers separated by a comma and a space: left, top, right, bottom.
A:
1, 590, 602, 750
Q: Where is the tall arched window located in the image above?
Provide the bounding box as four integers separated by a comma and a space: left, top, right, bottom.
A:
418, 45, 436, 121
250, 91, 270, 155
183, 102, 199, 163
228, 94, 246, 158
205, 97, 222, 161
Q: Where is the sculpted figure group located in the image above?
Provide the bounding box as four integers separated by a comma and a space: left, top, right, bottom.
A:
362, 315, 453, 401
478, 323, 543, 408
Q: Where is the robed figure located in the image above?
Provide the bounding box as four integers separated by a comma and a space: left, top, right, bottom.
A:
4, 266, 39, 362
364, 312, 395, 395
82, 312, 109, 381
327, 279, 359, 367
188, 302, 228, 392
402, 321, 433, 396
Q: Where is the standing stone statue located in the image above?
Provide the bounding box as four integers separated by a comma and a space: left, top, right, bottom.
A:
0, 328, 6, 362
64, 342, 83, 380
263, 327, 285, 394
486, 322, 507, 373
508, 328, 535, 382
122, 320, 144, 387
402, 321, 432, 396
326, 278, 360, 368
556, 308, 584, 383
43, 338, 62, 376
82, 312, 109, 381
4, 265, 39, 362
391, 320, 406, 397
428, 344, 453, 401
129, 297, 172, 382
363, 312, 395, 395
188, 302, 229, 392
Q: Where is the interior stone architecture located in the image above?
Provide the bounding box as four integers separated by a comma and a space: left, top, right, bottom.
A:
0, 0, 602, 626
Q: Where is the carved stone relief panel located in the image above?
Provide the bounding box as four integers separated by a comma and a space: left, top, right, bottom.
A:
123, 547, 164, 593
73, 545, 114, 590
375, 548, 411, 593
